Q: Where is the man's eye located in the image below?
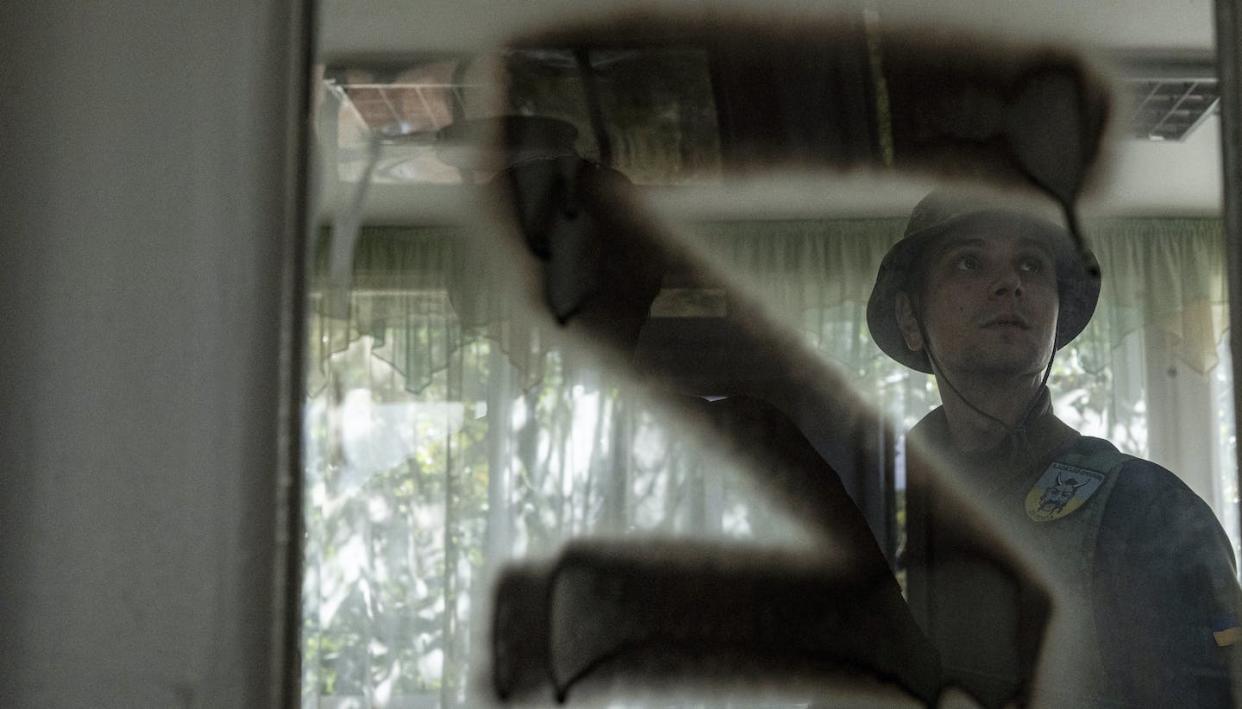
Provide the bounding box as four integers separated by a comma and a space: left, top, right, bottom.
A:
1018, 258, 1045, 273
954, 255, 980, 271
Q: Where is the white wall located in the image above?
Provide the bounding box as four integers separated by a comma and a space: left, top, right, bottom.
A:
0, 2, 306, 707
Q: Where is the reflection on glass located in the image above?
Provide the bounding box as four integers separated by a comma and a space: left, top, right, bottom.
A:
302, 8, 1239, 709
324, 49, 720, 188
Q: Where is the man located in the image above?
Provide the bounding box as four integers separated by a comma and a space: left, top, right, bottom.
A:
866, 192, 1242, 706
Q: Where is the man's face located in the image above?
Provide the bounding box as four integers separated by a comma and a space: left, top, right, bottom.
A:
904, 216, 1060, 379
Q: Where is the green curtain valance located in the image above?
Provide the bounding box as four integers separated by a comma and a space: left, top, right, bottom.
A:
308, 218, 1229, 395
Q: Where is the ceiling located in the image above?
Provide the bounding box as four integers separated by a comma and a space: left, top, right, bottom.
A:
319, 0, 1216, 59
316, 0, 1225, 222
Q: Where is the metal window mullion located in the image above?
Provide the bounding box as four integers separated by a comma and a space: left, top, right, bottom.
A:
1214, 0, 1242, 554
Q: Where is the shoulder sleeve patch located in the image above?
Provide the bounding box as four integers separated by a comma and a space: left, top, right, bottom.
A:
1025, 462, 1106, 522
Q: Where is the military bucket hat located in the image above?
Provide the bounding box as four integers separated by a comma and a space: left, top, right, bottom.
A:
866, 192, 1101, 374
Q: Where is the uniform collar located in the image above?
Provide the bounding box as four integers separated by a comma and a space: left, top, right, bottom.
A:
910, 387, 1079, 482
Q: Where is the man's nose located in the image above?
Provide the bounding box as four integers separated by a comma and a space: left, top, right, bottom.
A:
991, 266, 1023, 297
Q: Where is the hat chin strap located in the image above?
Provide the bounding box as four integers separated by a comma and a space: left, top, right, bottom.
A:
915, 318, 1056, 447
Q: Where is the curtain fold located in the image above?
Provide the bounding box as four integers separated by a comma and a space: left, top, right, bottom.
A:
1081, 219, 1227, 374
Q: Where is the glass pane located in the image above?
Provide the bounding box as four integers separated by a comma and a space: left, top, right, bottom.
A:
303, 3, 1239, 707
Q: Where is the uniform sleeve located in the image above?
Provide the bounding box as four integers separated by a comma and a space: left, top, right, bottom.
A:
1094, 461, 1242, 707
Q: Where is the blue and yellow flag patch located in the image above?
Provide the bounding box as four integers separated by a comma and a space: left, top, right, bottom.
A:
1213, 615, 1242, 647
1025, 462, 1105, 522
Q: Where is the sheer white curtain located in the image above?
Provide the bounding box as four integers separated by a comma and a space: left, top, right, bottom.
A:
301, 218, 1236, 707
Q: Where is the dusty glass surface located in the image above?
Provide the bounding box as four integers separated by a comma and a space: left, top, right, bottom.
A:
302, 2, 1240, 707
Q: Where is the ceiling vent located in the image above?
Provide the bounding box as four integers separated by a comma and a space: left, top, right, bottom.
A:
1122, 56, 1219, 142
